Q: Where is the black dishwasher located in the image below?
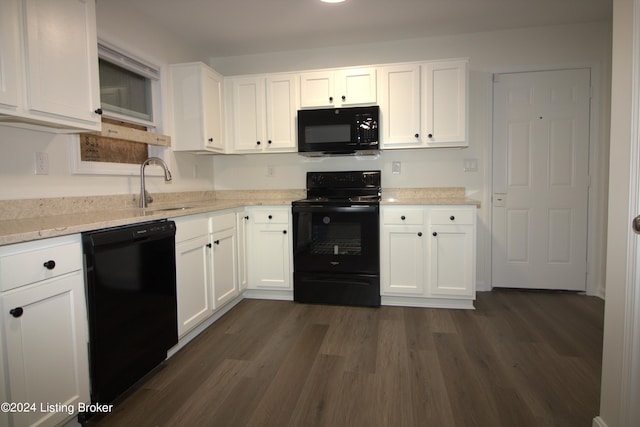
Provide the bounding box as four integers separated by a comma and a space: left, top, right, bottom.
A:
82, 220, 177, 411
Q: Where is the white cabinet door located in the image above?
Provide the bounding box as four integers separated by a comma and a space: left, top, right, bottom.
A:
250, 226, 291, 289
247, 208, 291, 289
232, 77, 266, 152
171, 62, 226, 153
1, 272, 90, 427
22, 0, 101, 129
0, 0, 19, 111
422, 60, 468, 147
339, 68, 377, 106
428, 225, 474, 297
202, 67, 225, 152
381, 225, 426, 295
427, 207, 476, 298
299, 71, 335, 108
300, 68, 376, 108
236, 212, 249, 292
212, 227, 238, 308
378, 64, 422, 148
175, 234, 212, 337
265, 75, 297, 151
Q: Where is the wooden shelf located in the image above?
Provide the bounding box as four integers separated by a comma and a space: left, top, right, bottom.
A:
94, 122, 171, 147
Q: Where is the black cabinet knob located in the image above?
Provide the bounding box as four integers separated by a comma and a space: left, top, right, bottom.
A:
283, 230, 287, 234
206, 243, 212, 248
10, 307, 23, 318
257, 141, 261, 145
401, 216, 406, 220
432, 232, 438, 237
43, 260, 56, 270
418, 232, 423, 237
94, 108, 103, 115
341, 95, 346, 101
450, 215, 455, 221
244, 216, 249, 220
208, 138, 213, 142
415, 133, 419, 138
268, 140, 272, 144
268, 215, 273, 219
329, 96, 334, 102
214, 240, 220, 245
428, 133, 433, 138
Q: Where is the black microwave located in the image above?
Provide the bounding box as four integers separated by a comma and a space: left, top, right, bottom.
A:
297, 106, 379, 156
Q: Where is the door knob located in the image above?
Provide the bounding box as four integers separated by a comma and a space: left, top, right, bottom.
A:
633, 215, 640, 234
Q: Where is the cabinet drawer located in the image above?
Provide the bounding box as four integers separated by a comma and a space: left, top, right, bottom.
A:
430, 209, 475, 225
210, 211, 236, 233
174, 215, 209, 242
0, 238, 82, 292
382, 208, 424, 225
251, 210, 289, 224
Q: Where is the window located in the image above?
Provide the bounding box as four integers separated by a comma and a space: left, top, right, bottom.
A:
70, 41, 167, 176
96, 42, 160, 127
99, 59, 153, 123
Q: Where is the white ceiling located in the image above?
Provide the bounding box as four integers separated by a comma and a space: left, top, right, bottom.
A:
113, 0, 612, 57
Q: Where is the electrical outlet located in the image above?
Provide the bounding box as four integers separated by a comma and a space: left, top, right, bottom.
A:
35, 152, 49, 175
392, 161, 401, 175
463, 158, 478, 172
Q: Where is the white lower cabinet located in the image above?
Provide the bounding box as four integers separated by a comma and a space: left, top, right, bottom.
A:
174, 211, 242, 338
246, 207, 292, 291
381, 205, 476, 308
174, 215, 212, 338
0, 235, 90, 427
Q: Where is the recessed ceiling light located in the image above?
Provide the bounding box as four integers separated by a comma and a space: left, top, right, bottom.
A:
321, 0, 346, 3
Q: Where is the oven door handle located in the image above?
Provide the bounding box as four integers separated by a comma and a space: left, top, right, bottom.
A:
292, 204, 379, 214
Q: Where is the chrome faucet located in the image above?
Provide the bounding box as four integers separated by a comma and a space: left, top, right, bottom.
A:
139, 157, 172, 208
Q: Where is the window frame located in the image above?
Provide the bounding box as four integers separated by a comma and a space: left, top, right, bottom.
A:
70, 40, 167, 177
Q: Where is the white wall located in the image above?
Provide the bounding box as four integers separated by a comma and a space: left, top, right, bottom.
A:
0, 1, 215, 200
210, 22, 612, 294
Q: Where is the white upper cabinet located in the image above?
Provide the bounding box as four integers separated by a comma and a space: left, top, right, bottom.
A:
0, 0, 19, 110
380, 59, 468, 149
171, 62, 227, 153
300, 67, 377, 108
229, 74, 297, 153
0, 0, 102, 132
422, 60, 468, 147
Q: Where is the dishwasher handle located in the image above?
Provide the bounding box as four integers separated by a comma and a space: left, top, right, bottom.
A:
83, 220, 176, 250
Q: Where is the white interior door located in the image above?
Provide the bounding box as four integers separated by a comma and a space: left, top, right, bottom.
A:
492, 69, 590, 291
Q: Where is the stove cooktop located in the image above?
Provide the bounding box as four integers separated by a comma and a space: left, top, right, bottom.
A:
294, 170, 382, 206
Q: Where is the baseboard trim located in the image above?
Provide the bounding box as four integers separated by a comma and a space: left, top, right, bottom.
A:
592, 416, 608, 427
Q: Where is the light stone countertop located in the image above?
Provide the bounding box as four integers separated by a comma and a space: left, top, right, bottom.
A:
381, 187, 480, 206
0, 188, 479, 246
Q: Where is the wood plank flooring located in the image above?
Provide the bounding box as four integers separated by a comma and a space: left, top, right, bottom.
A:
87, 290, 604, 427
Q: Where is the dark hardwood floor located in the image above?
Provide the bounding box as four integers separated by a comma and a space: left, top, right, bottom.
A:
88, 290, 604, 427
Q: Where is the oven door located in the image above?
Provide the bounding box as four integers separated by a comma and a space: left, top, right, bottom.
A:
292, 204, 379, 274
